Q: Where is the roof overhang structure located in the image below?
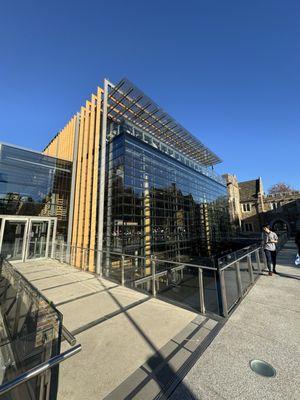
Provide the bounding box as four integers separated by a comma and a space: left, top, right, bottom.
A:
107, 78, 222, 167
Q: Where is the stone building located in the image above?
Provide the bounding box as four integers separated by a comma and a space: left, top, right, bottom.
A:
224, 174, 300, 236
222, 174, 242, 232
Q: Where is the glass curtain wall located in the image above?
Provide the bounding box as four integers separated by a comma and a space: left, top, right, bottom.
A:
0, 144, 72, 239
104, 127, 231, 265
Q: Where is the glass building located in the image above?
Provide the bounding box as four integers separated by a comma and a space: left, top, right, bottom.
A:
104, 123, 230, 267
0, 143, 72, 261
2, 78, 232, 273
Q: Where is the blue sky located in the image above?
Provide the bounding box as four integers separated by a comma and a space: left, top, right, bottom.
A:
0, 0, 299, 192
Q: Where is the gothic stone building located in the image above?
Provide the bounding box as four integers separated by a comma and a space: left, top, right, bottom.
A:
224, 174, 300, 236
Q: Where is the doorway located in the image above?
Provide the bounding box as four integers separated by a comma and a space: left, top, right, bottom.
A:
0, 216, 57, 262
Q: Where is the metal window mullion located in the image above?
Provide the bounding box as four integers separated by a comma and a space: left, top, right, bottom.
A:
151, 255, 156, 297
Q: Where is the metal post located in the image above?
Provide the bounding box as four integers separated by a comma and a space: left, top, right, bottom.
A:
235, 261, 243, 298
12, 279, 22, 337
219, 270, 228, 318
121, 255, 125, 286
198, 268, 206, 314
151, 255, 156, 297
248, 254, 254, 283
97, 79, 109, 276
59, 241, 64, 263
39, 333, 52, 400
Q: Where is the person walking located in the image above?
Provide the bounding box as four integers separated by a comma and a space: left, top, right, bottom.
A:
262, 225, 278, 276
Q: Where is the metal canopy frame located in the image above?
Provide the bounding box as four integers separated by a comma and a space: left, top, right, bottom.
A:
107, 78, 222, 167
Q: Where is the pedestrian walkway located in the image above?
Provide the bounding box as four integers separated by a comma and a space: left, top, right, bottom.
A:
14, 259, 220, 399
171, 241, 300, 400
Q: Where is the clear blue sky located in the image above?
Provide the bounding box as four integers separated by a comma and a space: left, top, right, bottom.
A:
0, 1, 299, 192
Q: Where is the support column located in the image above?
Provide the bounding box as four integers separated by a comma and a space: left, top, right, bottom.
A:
97, 79, 109, 276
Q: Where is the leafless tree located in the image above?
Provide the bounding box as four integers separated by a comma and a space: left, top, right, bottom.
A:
269, 182, 294, 194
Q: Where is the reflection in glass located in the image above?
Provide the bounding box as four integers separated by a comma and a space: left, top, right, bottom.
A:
0, 144, 72, 238
104, 126, 232, 269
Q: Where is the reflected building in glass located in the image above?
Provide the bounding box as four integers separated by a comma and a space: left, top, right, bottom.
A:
104, 122, 230, 267
0, 143, 72, 238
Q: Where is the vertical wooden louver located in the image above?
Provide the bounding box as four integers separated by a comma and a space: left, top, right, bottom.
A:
43, 87, 103, 271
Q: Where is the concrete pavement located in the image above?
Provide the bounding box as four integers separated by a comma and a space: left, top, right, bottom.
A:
14, 259, 201, 399
171, 241, 300, 400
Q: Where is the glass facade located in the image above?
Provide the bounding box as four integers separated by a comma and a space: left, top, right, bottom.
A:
104, 126, 231, 264
0, 144, 72, 237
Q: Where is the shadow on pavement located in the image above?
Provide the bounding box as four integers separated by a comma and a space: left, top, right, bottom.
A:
98, 278, 220, 400
277, 272, 300, 280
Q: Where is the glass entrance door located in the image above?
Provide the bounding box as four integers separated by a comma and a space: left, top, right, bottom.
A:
27, 220, 49, 259
0, 220, 27, 261
0, 216, 57, 262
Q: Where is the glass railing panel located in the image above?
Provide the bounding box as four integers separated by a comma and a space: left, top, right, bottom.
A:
223, 264, 239, 310
203, 270, 220, 315
250, 252, 259, 277
217, 253, 236, 268
239, 257, 251, 292
258, 248, 266, 267
123, 255, 148, 283
0, 327, 56, 400
0, 258, 62, 399
133, 278, 152, 295
155, 266, 200, 311
103, 251, 122, 282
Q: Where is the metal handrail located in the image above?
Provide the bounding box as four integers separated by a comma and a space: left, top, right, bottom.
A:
52, 237, 287, 319
62, 325, 77, 346
152, 257, 217, 271
55, 242, 218, 271
61, 241, 261, 273
0, 344, 82, 396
